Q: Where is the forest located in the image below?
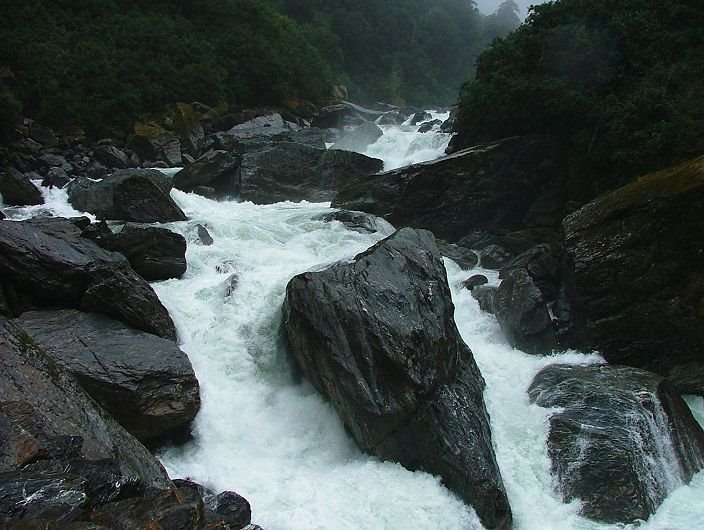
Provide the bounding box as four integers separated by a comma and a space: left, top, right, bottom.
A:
0, 0, 519, 139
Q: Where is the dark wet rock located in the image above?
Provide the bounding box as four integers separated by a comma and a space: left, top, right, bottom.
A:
378, 111, 405, 126
331, 122, 383, 153
287, 127, 327, 149
94, 145, 131, 169
196, 224, 214, 245
91, 224, 187, 281
436, 240, 479, 270
463, 275, 488, 291
67, 169, 186, 223
205, 491, 251, 530
283, 228, 511, 530
193, 186, 217, 199
42, 167, 71, 188
563, 156, 704, 394
174, 102, 205, 156
0, 217, 176, 340
15, 310, 200, 442
410, 111, 432, 125
240, 142, 383, 204
313, 209, 393, 234
500, 243, 563, 301
39, 153, 72, 172
479, 244, 513, 270
472, 286, 497, 314
418, 119, 442, 133
173, 150, 241, 197
493, 269, 556, 354
333, 136, 561, 243
529, 363, 704, 524
310, 104, 350, 129
0, 167, 44, 205
0, 210, 4, 220
0, 317, 173, 486
87, 484, 203, 528
130, 122, 182, 167
29, 125, 58, 147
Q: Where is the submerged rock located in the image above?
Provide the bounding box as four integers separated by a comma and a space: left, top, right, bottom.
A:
0, 217, 176, 340
15, 310, 200, 442
529, 363, 704, 524
283, 228, 511, 530
67, 169, 186, 223
563, 155, 704, 394
240, 142, 383, 204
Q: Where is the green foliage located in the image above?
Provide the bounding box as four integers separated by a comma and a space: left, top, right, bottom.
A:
455, 0, 704, 198
0, 0, 334, 137
271, 0, 520, 106
0, 83, 22, 141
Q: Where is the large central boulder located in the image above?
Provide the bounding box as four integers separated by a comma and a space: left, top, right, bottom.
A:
332, 135, 561, 242
240, 142, 383, 204
283, 228, 511, 530
563, 155, 704, 394
0, 218, 176, 340
529, 363, 704, 524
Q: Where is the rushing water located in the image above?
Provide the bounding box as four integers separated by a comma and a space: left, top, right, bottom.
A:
2, 114, 703, 530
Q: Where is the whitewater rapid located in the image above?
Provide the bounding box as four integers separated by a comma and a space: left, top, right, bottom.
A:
2, 114, 703, 530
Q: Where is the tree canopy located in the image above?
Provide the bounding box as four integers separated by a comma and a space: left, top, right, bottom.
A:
454, 0, 704, 199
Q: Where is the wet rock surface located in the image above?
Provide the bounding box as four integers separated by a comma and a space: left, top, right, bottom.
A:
0, 167, 44, 206
284, 228, 511, 530
529, 363, 704, 524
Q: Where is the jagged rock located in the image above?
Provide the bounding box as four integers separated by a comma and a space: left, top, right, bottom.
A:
500, 243, 563, 301
67, 169, 186, 223
463, 275, 488, 291
436, 240, 479, 269
479, 244, 513, 270
333, 136, 561, 243
410, 111, 432, 125
283, 228, 511, 530
0, 167, 44, 205
205, 491, 251, 530
39, 153, 72, 172
240, 143, 383, 204
173, 150, 241, 196
42, 167, 71, 188
196, 224, 214, 245
331, 122, 383, 153
174, 102, 205, 156
0, 217, 176, 340
563, 155, 704, 394
130, 122, 182, 166
472, 285, 497, 314
94, 145, 131, 169
313, 209, 394, 234
529, 363, 704, 524
90, 224, 187, 281
418, 119, 442, 133
493, 269, 556, 354
15, 310, 200, 442
0, 317, 173, 485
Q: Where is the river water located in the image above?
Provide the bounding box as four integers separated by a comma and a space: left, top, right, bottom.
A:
3, 114, 703, 530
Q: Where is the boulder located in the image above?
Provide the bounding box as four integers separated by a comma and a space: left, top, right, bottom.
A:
94, 145, 131, 169
499, 243, 563, 301
331, 122, 383, 153
493, 269, 557, 354
463, 274, 488, 291
0, 167, 44, 205
196, 224, 214, 245
332, 135, 562, 242
29, 125, 58, 147
310, 104, 351, 129
67, 169, 186, 223
240, 142, 383, 204
42, 167, 71, 189
15, 310, 200, 442
173, 102, 205, 156
563, 155, 704, 394
0, 218, 176, 340
436, 240, 479, 269
410, 111, 432, 125
313, 209, 394, 234
378, 111, 405, 126
173, 149, 241, 196
227, 112, 293, 139
472, 285, 498, 314
418, 119, 442, 133
130, 122, 182, 167
39, 153, 72, 172
89, 224, 187, 281
283, 228, 511, 530
528, 363, 704, 524
0, 317, 173, 486
205, 490, 251, 530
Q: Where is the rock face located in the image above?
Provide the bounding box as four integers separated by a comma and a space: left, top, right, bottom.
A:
240, 142, 383, 204
528, 363, 704, 524
67, 169, 187, 223
173, 149, 241, 196
91, 224, 187, 280
493, 268, 557, 354
283, 228, 511, 530
0, 167, 44, 206
0, 317, 173, 487
15, 310, 200, 442
332, 135, 561, 242
0, 218, 176, 340
563, 156, 704, 394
